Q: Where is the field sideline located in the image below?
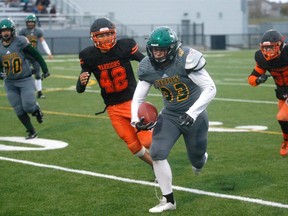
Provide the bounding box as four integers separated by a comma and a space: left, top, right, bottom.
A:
0, 51, 288, 216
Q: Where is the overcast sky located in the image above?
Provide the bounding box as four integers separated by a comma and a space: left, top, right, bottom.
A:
269, 0, 288, 2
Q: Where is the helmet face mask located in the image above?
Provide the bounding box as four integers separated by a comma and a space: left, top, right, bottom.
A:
146, 26, 181, 67
260, 29, 285, 61
150, 47, 169, 63
0, 18, 16, 42
90, 18, 117, 51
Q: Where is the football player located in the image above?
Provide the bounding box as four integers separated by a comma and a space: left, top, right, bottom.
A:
76, 17, 153, 168
0, 18, 50, 139
131, 26, 216, 213
19, 14, 53, 99
248, 29, 288, 156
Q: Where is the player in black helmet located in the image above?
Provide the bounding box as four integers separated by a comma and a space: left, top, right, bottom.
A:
131, 26, 216, 213
0, 18, 50, 139
76, 17, 153, 168
248, 29, 288, 156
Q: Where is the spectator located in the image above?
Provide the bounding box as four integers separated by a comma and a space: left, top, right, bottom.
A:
35, 0, 50, 14
49, 4, 56, 17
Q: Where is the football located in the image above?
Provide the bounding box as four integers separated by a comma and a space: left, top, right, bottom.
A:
137, 102, 158, 124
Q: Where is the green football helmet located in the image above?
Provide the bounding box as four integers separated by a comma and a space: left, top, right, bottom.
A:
25, 14, 37, 23
146, 26, 181, 67
25, 14, 37, 29
0, 18, 16, 41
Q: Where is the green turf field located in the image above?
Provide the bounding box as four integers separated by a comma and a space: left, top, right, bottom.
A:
0, 51, 287, 216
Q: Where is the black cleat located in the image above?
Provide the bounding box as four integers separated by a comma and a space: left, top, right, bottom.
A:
32, 109, 44, 124
26, 130, 37, 139
37, 92, 46, 99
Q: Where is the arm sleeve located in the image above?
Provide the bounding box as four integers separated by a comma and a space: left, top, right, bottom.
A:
41, 40, 52, 56
248, 65, 266, 87
23, 44, 48, 74
76, 71, 91, 93
131, 80, 152, 124
186, 68, 216, 120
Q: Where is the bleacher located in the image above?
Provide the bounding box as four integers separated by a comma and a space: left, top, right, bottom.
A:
0, 0, 135, 38
0, 0, 69, 29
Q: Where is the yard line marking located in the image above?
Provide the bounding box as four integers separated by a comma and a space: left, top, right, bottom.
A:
46, 86, 277, 105
0, 156, 288, 209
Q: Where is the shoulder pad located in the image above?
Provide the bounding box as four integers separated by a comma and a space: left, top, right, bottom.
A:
79, 46, 99, 69
79, 46, 98, 58
185, 48, 206, 71
254, 50, 268, 68
17, 36, 30, 47
18, 28, 24, 36
116, 38, 138, 55
138, 57, 157, 83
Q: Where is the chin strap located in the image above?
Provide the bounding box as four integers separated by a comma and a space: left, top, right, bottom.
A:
95, 106, 107, 115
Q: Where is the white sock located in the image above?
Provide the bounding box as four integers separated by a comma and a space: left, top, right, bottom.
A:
153, 160, 173, 195
35, 79, 42, 92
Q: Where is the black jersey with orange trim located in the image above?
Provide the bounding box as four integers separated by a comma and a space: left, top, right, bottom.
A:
252, 45, 288, 87
77, 38, 145, 106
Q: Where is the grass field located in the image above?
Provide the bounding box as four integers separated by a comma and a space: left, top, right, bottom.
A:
0, 50, 288, 216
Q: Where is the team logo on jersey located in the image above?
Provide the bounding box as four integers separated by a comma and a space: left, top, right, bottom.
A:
178, 48, 184, 57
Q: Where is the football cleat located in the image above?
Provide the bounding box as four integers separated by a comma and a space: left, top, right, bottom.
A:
280, 142, 288, 156
37, 91, 46, 99
149, 197, 176, 213
26, 130, 37, 139
192, 152, 208, 175
32, 109, 43, 123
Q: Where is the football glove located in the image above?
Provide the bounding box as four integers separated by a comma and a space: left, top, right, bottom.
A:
135, 117, 156, 131
256, 74, 270, 84
0, 72, 6, 80
42, 72, 50, 79
180, 113, 194, 126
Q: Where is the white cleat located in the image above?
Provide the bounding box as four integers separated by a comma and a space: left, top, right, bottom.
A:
149, 197, 176, 213
192, 152, 208, 175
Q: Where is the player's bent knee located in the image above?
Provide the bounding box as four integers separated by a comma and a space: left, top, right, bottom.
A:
150, 148, 168, 161
127, 140, 143, 155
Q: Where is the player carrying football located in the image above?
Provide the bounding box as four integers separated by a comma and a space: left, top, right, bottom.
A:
131, 26, 216, 213
76, 17, 153, 167
248, 29, 288, 157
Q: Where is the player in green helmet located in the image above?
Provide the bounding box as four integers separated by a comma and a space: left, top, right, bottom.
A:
131, 26, 216, 213
0, 18, 50, 139
19, 14, 53, 99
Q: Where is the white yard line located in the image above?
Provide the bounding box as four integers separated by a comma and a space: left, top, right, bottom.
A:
0, 156, 287, 209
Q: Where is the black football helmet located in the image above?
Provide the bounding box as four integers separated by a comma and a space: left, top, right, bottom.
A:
260, 29, 285, 61
90, 17, 116, 51
0, 18, 16, 42
146, 26, 181, 67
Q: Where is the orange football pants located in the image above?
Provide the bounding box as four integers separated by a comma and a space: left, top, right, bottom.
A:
107, 100, 152, 154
